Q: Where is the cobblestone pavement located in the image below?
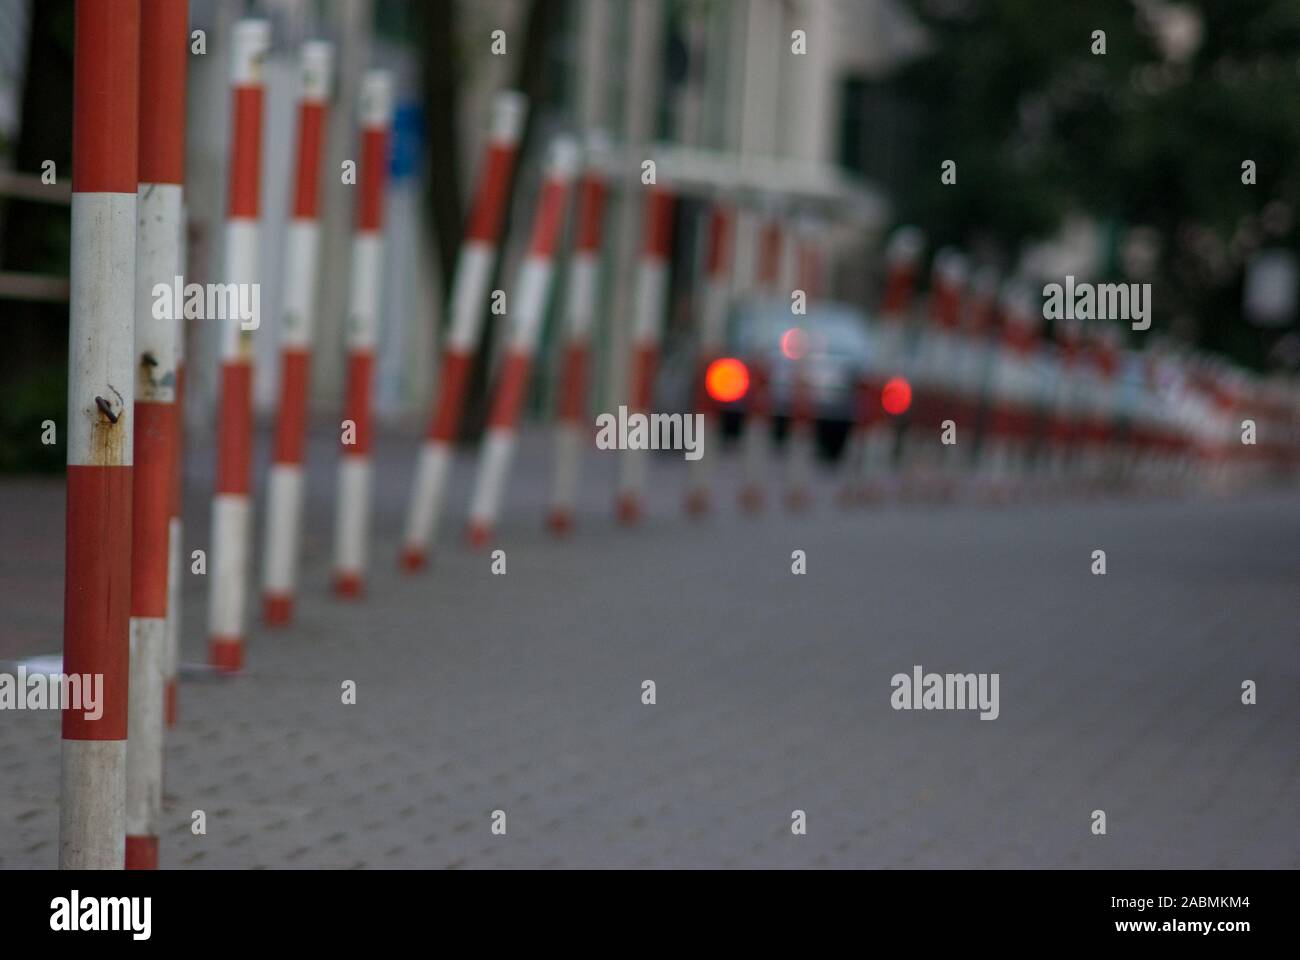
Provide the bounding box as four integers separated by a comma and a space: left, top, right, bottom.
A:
2, 424, 1298, 868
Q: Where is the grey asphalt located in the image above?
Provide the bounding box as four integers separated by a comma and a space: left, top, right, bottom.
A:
2, 423, 1298, 868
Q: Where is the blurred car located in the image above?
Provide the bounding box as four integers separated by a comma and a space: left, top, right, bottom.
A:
716, 297, 876, 460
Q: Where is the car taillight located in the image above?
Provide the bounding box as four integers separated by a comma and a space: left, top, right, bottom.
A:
706, 357, 750, 403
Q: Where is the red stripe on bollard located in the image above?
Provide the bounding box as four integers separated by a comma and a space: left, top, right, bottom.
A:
487, 352, 534, 430
291, 102, 326, 219
465, 144, 517, 242
356, 127, 389, 232
71, 3, 139, 193
129, 402, 175, 614
227, 88, 263, 218
556, 344, 589, 421
63, 467, 133, 743
341, 353, 375, 456
272, 350, 310, 463
574, 174, 607, 252
215, 363, 253, 494
428, 351, 475, 442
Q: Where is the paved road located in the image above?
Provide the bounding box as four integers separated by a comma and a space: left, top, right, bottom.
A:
2, 424, 1298, 867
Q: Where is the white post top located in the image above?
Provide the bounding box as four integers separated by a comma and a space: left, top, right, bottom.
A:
360, 69, 395, 128
886, 226, 925, 264
581, 128, 613, 176
231, 20, 270, 87
545, 135, 581, 181
489, 90, 529, 145
299, 41, 334, 104
934, 248, 969, 286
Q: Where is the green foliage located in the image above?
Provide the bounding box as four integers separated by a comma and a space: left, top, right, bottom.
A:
0, 365, 66, 473
878, 0, 1300, 365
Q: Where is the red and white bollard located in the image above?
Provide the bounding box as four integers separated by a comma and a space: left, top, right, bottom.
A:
843, 226, 924, 503
62, 0, 138, 870
978, 283, 1041, 499
332, 69, 394, 597
1043, 315, 1083, 492
165, 216, 184, 728
465, 137, 579, 546
1078, 321, 1122, 490
738, 215, 783, 513
125, 0, 186, 871
615, 184, 676, 524
683, 203, 734, 515
261, 41, 333, 624
958, 265, 999, 473
905, 247, 967, 492
546, 132, 610, 534
785, 226, 821, 511
207, 19, 268, 673
401, 91, 528, 569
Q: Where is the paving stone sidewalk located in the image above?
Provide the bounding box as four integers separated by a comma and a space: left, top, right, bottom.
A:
2, 426, 1297, 867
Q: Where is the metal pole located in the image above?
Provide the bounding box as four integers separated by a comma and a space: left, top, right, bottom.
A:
207, 19, 268, 672
400, 91, 527, 570
332, 68, 394, 597
465, 138, 579, 546
262, 41, 334, 624
125, 0, 186, 870
61, 0, 139, 870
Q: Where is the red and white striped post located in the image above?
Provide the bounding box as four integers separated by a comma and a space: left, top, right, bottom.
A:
401, 91, 528, 569
738, 216, 782, 512
844, 226, 924, 502
952, 264, 998, 486
614, 184, 676, 524
62, 0, 138, 870
261, 41, 333, 625
125, 0, 185, 871
1044, 315, 1083, 490
332, 69, 394, 597
1079, 321, 1122, 490
207, 19, 268, 673
683, 202, 734, 515
905, 248, 967, 490
785, 225, 821, 511
546, 132, 609, 534
164, 219, 184, 727
978, 282, 1040, 498
465, 137, 579, 546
